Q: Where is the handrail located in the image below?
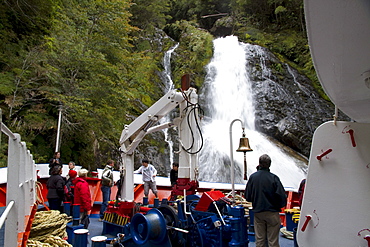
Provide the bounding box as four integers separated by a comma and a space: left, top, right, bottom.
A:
1, 122, 17, 140
0, 200, 15, 229
1, 110, 37, 246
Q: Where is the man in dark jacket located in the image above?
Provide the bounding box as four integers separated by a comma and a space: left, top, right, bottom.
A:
245, 154, 287, 247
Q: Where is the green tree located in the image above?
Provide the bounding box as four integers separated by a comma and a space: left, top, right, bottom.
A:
229, 0, 304, 31
168, 0, 231, 30
41, 0, 148, 169
130, 0, 171, 30
0, 0, 158, 169
0, 0, 61, 163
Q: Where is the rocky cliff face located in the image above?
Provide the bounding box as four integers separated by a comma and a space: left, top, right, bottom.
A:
247, 45, 348, 157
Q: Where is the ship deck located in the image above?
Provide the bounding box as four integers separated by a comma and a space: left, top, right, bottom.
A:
0, 164, 299, 246
0, 207, 295, 247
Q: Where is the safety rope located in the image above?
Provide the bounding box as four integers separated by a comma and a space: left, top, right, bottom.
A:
27, 210, 72, 247
35, 181, 49, 210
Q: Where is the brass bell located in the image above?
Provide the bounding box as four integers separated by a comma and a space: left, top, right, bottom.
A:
236, 136, 253, 152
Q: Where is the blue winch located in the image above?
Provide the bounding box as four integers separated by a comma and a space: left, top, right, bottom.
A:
111, 193, 249, 247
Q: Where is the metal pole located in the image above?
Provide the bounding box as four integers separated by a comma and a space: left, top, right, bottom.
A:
229, 119, 244, 204
55, 106, 62, 152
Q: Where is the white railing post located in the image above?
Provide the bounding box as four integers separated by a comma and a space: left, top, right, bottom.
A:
19, 142, 26, 232
24, 150, 36, 224
5, 133, 22, 246
27, 151, 36, 211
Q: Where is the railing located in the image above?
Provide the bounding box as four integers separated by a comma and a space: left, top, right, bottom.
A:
0, 200, 14, 228
0, 109, 37, 246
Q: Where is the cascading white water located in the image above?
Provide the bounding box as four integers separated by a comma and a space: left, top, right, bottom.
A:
198, 36, 306, 190
160, 43, 179, 167
162, 43, 179, 92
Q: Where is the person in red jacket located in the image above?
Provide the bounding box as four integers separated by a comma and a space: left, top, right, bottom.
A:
69, 169, 91, 228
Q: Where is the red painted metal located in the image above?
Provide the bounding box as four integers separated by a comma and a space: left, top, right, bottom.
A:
21, 204, 38, 247
181, 74, 191, 90
347, 129, 356, 147
195, 191, 225, 212
281, 190, 300, 227
133, 184, 172, 205
301, 215, 312, 232
171, 178, 199, 200
316, 149, 333, 161
0, 184, 7, 207
364, 235, 370, 247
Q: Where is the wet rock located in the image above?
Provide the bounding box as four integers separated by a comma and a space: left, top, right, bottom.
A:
248, 45, 348, 156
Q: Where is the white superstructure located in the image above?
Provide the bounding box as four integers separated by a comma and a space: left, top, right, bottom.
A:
298, 1, 370, 246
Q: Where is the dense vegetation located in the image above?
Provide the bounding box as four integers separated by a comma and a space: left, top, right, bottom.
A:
0, 0, 315, 170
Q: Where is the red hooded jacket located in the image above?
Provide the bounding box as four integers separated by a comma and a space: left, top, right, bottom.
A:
72, 177, 92, 212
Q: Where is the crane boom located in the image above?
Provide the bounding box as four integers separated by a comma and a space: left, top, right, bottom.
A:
119, 87, 201, 201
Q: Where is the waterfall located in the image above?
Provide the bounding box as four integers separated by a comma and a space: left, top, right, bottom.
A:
163, 43, 179, 92
198, 36, 306, 190
160, 43, 179, 168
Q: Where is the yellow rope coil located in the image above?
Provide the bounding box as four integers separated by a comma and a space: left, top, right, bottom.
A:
28, 210, 72, 246
45, 236, 72, 247
27, 239, 51, 247
27, 236, 72, 247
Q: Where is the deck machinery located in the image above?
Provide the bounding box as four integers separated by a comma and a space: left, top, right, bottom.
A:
118, 79, 201, 202
111, 193, 248, 247
104, 79, 250, 246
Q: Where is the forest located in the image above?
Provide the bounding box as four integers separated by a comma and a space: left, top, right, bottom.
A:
0, 0, 316, 171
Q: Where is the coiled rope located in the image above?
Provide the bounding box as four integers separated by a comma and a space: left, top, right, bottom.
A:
27, 210, 72, 247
